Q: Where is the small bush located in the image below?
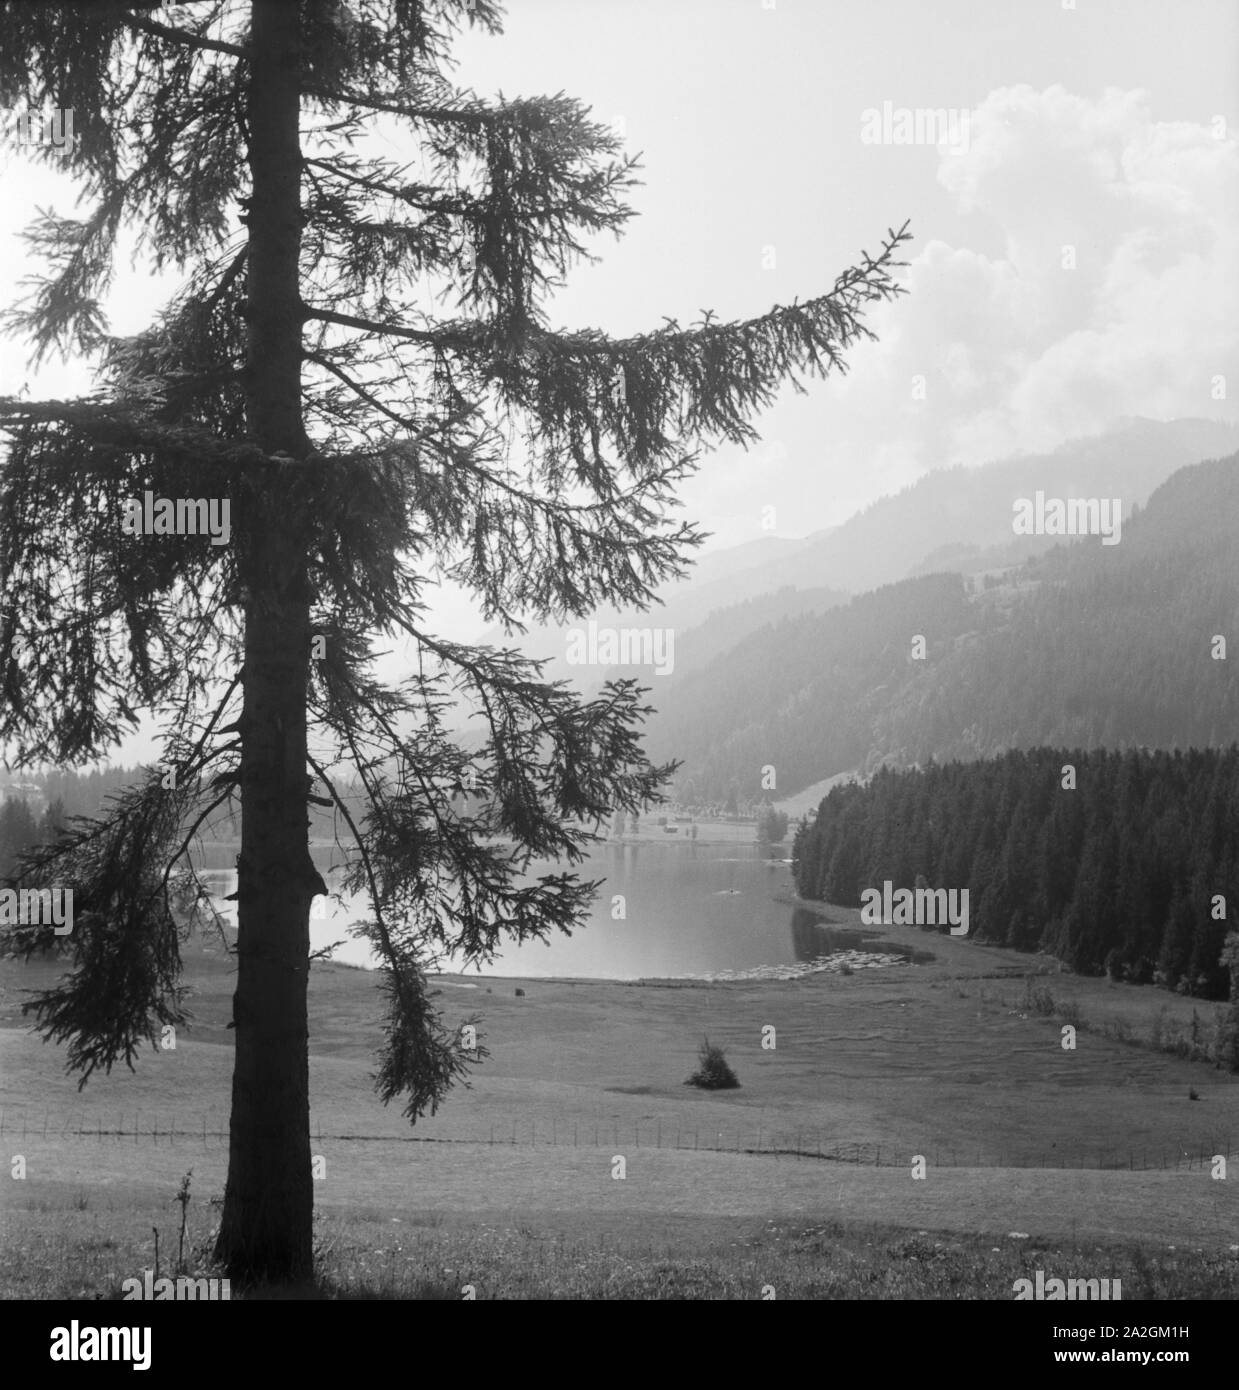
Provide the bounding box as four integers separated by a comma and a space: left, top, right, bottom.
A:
1104, 1017, 1132, 1045
1023, 980, 1056, 1017
1214, 1005, 1239, 1072
1150, 1007, 1166, 1050
685, 1037, 740, 1090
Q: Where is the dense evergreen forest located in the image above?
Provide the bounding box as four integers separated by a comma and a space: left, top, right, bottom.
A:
0, 766, 139, 877
0, 796, 61, 881
793, 746, 1239, 1001
0, 765, 357, 879
0, 765, 139, 821
650, 452, 1239, 801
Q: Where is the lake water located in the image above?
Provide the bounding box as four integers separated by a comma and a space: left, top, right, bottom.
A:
199, 841, 920, 981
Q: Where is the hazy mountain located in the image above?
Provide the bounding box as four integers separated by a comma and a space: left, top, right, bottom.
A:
718, 416, 1239, 596
660, 585, 848, 679
481, 417, 1239, 691
645, 449, 1239, 802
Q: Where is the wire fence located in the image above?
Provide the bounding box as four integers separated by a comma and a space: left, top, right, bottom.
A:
1, 1107, 1232, 1173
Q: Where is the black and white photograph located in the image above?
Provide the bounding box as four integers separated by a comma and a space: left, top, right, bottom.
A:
0, 0, 1236, 1356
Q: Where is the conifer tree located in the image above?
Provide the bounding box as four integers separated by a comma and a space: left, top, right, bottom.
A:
0, 0, 909, 1283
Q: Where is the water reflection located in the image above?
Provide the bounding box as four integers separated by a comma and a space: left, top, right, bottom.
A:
789, 906, 931, 966
197, 844, 926, 980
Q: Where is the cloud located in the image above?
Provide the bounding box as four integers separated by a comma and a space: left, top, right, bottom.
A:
813, 85, 1238, 499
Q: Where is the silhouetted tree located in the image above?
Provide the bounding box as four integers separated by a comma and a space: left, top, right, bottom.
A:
0, 0, 908, 1283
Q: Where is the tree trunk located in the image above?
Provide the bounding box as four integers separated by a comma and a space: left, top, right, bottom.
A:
215, 0, 317, 1285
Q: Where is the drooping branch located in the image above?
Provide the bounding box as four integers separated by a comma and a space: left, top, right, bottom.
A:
0, 769, 203, 1085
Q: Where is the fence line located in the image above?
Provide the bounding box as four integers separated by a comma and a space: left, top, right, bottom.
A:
0, 1107, 1232, 1173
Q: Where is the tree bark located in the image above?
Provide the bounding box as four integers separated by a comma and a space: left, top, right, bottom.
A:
215, 0, 317, 1285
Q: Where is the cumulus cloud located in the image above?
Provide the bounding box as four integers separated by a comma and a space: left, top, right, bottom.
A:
817, 84, 1239, 497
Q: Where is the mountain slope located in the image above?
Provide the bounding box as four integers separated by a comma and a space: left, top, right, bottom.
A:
481, 417, 1239, 692
734, 416, 1239, 596
647, 450, 1239, 801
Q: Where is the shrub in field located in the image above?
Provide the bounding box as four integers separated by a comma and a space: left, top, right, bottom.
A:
1023, 980, 1056, 1017
685, 1037, 740, 1090
1218, 933, 1239, 1072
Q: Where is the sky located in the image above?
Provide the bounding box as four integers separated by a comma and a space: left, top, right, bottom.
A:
0, 0, 1237, 757
4, 1, 1236, 545
445, 0, 1239, 544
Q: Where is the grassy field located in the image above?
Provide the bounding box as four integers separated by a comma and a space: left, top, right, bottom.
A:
2, 909, 1237, 1298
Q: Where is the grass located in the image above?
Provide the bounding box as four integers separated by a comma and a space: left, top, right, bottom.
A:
3, 909, 1238, 1298
5, 1197, 1237, 1300
306, 1214, 1239, 1300
958, 976, 1235, 1067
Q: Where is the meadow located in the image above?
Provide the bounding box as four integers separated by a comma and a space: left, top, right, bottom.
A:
2, 908, 1236, 1298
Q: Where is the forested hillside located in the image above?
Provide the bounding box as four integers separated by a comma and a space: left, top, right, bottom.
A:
652, 572, 973, 802
792, 747, 1239, 1005
652, 584, 847, 680
478, 418, 1239, 697
874, 454, 1239, 760
651, 452, 1239, 801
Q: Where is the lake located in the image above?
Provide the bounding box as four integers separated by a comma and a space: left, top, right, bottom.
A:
199, 841, 920, 981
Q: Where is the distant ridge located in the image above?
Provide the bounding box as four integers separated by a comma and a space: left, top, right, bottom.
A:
646, 447, 1239, 801
479, 417, 1239, 693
